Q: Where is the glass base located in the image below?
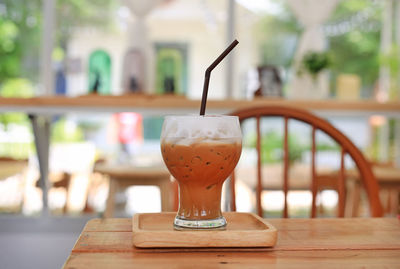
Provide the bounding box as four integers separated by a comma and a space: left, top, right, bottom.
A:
174, 216, 227, 230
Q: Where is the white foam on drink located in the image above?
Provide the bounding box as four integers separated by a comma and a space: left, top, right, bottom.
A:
161, 115, 241, 145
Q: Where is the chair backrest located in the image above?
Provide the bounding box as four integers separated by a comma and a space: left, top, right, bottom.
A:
229, 105, 383, 218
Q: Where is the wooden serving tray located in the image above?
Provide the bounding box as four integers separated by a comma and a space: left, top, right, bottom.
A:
132, 212, 277, 248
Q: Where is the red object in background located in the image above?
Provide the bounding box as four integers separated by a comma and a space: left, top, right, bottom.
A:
114, 112, 143, 144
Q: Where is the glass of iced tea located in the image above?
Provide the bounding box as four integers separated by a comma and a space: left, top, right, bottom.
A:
160, 115, 242, 229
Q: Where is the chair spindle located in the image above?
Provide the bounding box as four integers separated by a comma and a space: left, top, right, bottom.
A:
338, 148, 346, 217
283, 117, 289, 218
311, 126, 317, 218
256, 116, 263, 217
230, 170, 237, 211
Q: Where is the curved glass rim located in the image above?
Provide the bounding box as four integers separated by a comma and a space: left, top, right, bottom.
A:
164, 115, 238, 119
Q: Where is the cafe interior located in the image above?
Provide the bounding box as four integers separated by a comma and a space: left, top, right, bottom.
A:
0, 0, 399, 268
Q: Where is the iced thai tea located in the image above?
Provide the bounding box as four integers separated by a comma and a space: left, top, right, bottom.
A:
160, 115, 242, 229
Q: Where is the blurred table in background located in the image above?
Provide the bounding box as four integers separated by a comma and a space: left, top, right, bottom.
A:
0, 157, 28, 180
236, 163, 334, 191
94, 162, 175, 217
0, 157, 28, 213
346, 165, 400, 217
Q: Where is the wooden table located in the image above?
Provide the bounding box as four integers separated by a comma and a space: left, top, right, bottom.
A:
94, 163, 175, 217
236, 163, 334, 190
2, 95, 400, 116
63, 217, 400, 268
0, 158, 27, 180
346, 166, 400, 216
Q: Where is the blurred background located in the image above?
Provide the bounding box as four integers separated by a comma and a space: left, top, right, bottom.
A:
0, 0, 399, 218
1, 0, 399, 267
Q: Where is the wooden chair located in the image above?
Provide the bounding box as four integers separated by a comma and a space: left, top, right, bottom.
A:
229, 106, 383, 218
35, 171, 71, 213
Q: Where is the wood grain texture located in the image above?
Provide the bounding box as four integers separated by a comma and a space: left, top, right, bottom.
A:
229, 170, 237, 212
256, 116, 263, 217
283, 117, 289, 218
82, 218, 132, 232
1, 95, 400, 114
311, 126, 317, 218
338, 149, 346, 217
73, 218, 400, 253
64, 250, 400, 269
82, 217, 400, 234
131, 212, 277, 248
64, 218, 400, 268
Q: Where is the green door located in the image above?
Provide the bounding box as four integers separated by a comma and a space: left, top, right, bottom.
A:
155, 43, 188, 95
88, 50, 111, 94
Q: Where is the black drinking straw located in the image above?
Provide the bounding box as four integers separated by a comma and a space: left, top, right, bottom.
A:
199, 39, 239, 116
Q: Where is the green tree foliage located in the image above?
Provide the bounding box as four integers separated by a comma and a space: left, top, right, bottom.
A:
256, 0, 382, 93
0, 0, 41, 82
0, 0, 116, 84
0, 0, 116, 138
56, 0, 116, 47
0, 78, 34, 97
255, 2, 301, 69
0, 20, 20, 79
52, 118, 84, 143
327, 0, 382, 93
244, 130, 339, 164
298, 52, 331, 80
0, 78, 34, 128
380, 44, 400, 99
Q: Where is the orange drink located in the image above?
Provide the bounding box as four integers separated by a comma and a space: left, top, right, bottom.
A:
161, 115, 242, 229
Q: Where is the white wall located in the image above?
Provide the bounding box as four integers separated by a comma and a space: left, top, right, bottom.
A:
66, 0, 259, 99
67, 28, 127, 96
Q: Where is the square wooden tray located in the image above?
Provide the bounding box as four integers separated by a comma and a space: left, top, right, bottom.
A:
132, 212, 277, 248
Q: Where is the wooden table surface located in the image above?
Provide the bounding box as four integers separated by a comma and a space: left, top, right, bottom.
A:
0, 160, 27, 180
1, 95, 400, 116
63, 217, 400, 268
344, 165, 400, 216
94, 163, 170, 179
346, 166, 400, 185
